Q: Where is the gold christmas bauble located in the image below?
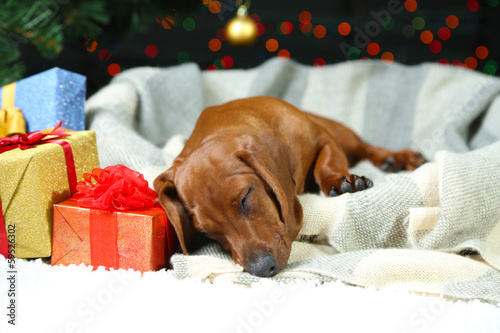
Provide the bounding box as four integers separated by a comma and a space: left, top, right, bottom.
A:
225, 14, 257, 47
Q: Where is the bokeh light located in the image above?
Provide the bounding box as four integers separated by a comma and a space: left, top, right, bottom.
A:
338, 22, 351, 36
299, 11, 312, 24
467, 0, 480, 12
300, 22, 313, 34
221, 55, 234, 69
476, 46, 489, 59
145, 45, 158, 58
160, 16, 175, 30
209, 1, 221, 14
484, 60, 498, 75
438, 27, 451, 40
402, 25, 415, 38
367, 42, 380, 56
85, 39, 98, 52
381, 52, 394, 64
183, 18, 196, 31
313, 58, 326, 67
437, 58, 449, 65
280, 21, 293, 35
429, 40, 442, 53
256, 23, 265, 36
404, 0, 418, 12
314, 25, 327, 38
277, 49, 290, 60
446, 15, 459, 29
451, 60, 463, 67
412, 17, 425, 30
108, 63, 121, 76
464, 57, 478, 69
266, 38, 279, 52
209, 38, 221, 52
420, 30, 433, 44
98, 48, 110, 61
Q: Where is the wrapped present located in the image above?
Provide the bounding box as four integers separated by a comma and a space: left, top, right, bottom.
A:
0, 81, 26, 137
0, 123, 99, 258
51, 165, 179, 272
0, 67, 86, 134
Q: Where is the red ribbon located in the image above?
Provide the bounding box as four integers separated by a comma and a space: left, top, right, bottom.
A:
87, 202, 170, 270
73, 165, 158, 211
89, 209, 119, 270
0, 121, 77, 194
0, 120, 69, 152
0, 198, 8, 258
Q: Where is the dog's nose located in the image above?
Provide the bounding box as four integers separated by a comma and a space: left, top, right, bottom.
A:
246, 253, 278, 277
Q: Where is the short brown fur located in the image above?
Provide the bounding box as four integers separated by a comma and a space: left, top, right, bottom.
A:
154, 96, 424, 276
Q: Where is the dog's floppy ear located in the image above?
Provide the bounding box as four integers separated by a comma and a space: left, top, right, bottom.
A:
235, 132, 303, 237
154, 168, 193, 254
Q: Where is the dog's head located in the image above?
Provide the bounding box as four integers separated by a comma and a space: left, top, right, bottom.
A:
154, 132, 303, 277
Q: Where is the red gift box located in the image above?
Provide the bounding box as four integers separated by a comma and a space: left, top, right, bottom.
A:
51, 165, 179, 272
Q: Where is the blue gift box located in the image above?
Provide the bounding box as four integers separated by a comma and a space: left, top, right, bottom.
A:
0, 68, 86, 132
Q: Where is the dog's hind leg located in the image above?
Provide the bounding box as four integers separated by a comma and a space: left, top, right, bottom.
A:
306, 112, 426, 173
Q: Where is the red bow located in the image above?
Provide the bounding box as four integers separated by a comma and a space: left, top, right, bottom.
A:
73, 165, 158, 211
0, 120, 69, 153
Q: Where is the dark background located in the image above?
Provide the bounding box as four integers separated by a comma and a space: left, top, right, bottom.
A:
19, 0, 500, 97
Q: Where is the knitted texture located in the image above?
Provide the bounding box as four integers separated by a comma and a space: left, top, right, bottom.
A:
86, 58, 500, 303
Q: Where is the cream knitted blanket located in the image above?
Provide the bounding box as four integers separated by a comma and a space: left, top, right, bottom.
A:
85, 58, 500, 303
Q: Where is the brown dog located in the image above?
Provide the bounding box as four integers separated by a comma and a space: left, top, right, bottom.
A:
154, 96, 424, 277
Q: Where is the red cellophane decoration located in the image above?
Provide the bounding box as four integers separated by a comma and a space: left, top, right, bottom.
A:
73, 164, 158, 211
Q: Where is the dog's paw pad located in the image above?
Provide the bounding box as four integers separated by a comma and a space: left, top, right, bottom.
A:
354, 178, 365, 191
380, 150, 426, 172
364, 177, 374, 188
328, 175, 373, 197
340, 178, 353, 193
328, 186, 338, 197
381, 157, 396, 172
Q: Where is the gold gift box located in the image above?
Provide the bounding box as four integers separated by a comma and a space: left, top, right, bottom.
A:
0, 130, 99, 258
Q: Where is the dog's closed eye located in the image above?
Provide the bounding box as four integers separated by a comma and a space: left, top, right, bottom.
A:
240, 184, 254, 214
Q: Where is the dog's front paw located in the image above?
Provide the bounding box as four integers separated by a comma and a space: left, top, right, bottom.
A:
328, 175, 373, 197
380, 150, 426, 172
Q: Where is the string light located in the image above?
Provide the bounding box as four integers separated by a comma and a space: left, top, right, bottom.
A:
338, 22, 351, 36
145, 45, 158, 58
476, 46, 489, 59
107, 63, 121, 76
266, 38, 279, 52
381, 52, 394, 64
446, 15, 459, 29
209, 38, 222, 52
367, 42, 380, 56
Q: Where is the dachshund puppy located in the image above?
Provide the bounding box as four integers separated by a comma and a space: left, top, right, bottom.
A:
154, 96, 424, 277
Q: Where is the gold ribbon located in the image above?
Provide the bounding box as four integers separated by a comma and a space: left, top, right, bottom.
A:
1, 82, 27, 137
